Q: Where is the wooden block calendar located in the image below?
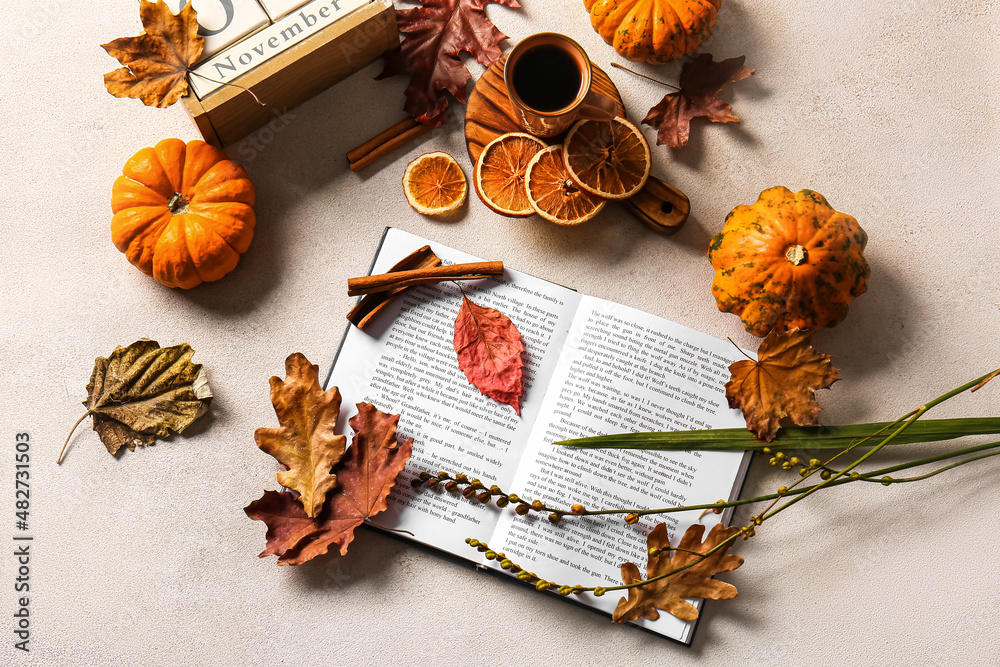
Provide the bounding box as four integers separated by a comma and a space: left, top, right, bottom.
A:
178, 0, 398, 147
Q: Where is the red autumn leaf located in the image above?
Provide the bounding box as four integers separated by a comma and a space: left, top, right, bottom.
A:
376, 0, 521, 127
453, 294, 525, 414
241, 490, 319, 560
642, 54, 754, 148
245, 403, 413, 564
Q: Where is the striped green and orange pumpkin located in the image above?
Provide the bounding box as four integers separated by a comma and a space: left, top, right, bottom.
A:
584, 0, 722, 64
709, 186, 870, 337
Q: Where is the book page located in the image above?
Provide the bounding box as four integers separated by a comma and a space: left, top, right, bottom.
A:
489, 296, 751, 643
327, 228, 582, 557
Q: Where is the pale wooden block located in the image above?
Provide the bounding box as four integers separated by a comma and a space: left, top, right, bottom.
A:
182, 0, 397, 147
164, 0, 270, 59
188, 0, 369, 98
258, 0, 312, 20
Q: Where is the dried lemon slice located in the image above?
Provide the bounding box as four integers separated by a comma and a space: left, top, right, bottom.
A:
475, 133, 547, 217
525, 145, 605, 225
402, 152, 468, 216
563, 117, 651, 200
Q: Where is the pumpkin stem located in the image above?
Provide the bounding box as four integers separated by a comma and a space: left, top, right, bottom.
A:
167, 192, 191, 215
785, 244, 808, 266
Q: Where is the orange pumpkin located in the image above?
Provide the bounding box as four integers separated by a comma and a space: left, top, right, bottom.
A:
709, 186, 870, 336
584, 0, 722, 64
111, 138, 256, 289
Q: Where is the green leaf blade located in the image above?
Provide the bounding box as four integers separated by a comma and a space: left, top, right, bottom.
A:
556, 418, 1000, 451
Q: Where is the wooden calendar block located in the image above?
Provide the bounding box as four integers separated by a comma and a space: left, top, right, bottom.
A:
258, 0, 312, 19
164, 0, 270, 59
188, 0, 368, 98
182, 0, 397, 147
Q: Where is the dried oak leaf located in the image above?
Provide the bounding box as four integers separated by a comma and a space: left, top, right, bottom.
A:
245, 403, 413, 564
59, 340, 212, 463
254, 353, 347, 518
725, 328, 840, 442
642, 54, 754, 148
614, 522, 743, 623
376, 0, 521, 126
101, 0, 204, 108
453, 294, 525, 415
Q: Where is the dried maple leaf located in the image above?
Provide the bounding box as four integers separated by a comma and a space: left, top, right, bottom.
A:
254, 353, 347, 518
613, 522, 743, 623
245, 402, 413, 564
241, 490, 322, 561
642, 54, 754, 148
101, 0, 204, 108
59, 340, 212, 463
376, 0, 521, 126
453, 294, 525, 415
725, 328, 840, 442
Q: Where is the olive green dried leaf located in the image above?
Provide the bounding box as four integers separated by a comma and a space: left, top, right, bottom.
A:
58, 340, 212, 463
92, 414, 155, 456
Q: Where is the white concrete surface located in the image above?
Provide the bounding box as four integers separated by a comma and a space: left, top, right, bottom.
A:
1, 0, 998, 664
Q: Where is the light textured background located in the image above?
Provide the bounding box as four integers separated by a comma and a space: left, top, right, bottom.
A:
1, 0, 998, 665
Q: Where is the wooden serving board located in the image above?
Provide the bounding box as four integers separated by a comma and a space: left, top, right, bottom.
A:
465, 55, 689, 234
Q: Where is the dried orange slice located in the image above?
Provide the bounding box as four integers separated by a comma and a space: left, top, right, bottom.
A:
402, 152, 467, 215
563, 117, 651, 200
474, 133, 547, 217
525, 145, 605, 225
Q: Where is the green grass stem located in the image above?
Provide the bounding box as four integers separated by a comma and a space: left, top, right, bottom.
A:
556, 417, 1000, 451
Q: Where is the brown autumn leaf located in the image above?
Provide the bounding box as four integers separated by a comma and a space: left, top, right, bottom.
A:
254, 353, 347, 519
725, 328, 840, 442
58, 340, 212, 464
454, 294, 525, 415
101, 0, 204, 108
642, 54, 754, 148
245, 402, 413, 564
376, 0, 521, 126
613, 522, 743, 623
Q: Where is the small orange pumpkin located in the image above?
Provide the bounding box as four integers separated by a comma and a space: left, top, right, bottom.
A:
709, 187, 870, 336
111, 138, 256, 289
584, 0, 722, 64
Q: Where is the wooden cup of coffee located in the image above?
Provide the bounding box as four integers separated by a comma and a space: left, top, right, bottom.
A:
503, 33, 618, 137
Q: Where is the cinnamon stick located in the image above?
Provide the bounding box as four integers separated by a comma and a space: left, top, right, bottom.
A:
347, 261, 504, 296
347, 118, 417, 163
346, 117, 432, 172
347, 245, 442, 330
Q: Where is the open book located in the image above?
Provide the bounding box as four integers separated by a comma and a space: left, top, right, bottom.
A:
326, 227, 751, 645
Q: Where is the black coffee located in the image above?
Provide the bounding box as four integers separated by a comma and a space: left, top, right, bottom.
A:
511, 44, 582, 112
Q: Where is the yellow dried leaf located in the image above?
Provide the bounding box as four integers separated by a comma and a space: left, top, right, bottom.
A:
254, 354, 346, 519
101, 1, 203, 108
613, 522, 743, 623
